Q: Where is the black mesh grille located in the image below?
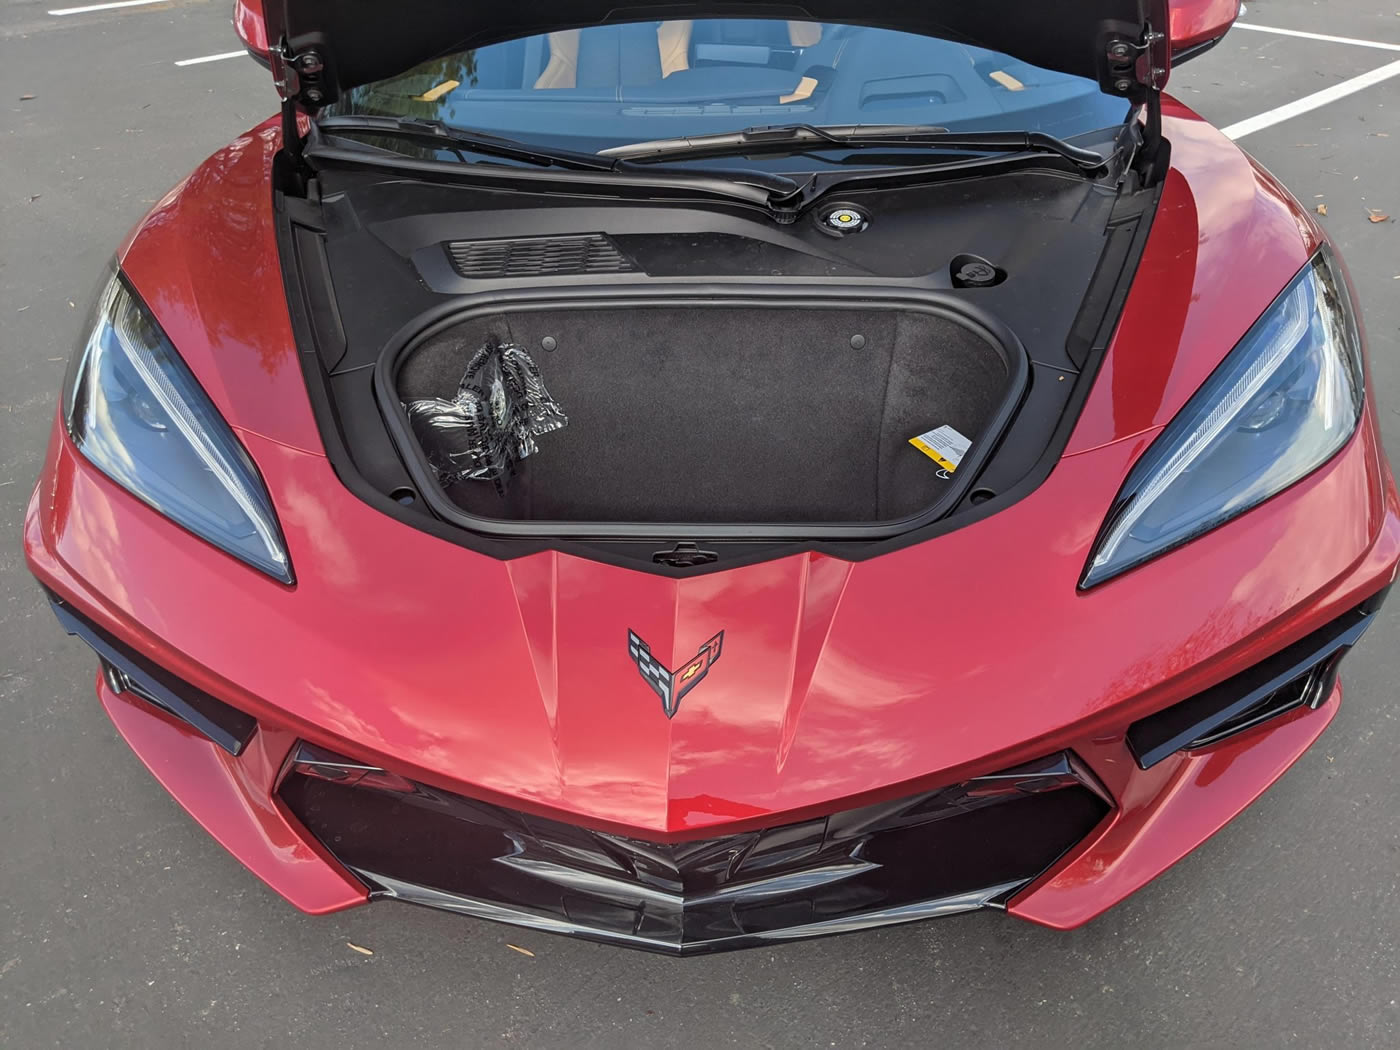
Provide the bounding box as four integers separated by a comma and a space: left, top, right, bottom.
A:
445, 234, 638, 279
280, 749, 1109, 954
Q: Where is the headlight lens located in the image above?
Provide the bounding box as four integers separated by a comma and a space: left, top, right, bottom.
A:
1082, 249, 1364, 588
65, 274, 293, 583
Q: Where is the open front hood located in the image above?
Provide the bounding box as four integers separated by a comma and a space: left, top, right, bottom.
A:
263, 0, 1171, 110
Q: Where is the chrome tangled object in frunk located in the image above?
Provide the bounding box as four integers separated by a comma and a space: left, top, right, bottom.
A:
403, 340, 568, 492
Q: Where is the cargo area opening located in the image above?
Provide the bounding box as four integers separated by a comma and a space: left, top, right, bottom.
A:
389, 296, 1024, 529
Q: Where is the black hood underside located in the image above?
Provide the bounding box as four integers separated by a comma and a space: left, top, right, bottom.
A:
266, 0, 1167, 110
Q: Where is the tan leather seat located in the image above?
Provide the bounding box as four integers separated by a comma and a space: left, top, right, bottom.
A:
534, 21, 694, 89
533, 29, 581, 90
657, 20, 693, 77
532, 21, 820, 90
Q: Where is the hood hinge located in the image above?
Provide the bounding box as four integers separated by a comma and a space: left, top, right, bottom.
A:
1102, 22, 1167, 95
279, 96, 305, 171
270, 38, 331, 108
1104, 23, 1167, 180
271, 38, 331, 171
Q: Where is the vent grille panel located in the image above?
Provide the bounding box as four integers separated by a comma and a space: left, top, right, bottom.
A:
279, 748, 1108, 954
446, 234, 639, 279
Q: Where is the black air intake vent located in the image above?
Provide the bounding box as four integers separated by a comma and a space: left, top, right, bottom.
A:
280, 747, 1109, 954
46, 593, 257, 756
445, 234, 639, 279
1125, 591, 1387, 769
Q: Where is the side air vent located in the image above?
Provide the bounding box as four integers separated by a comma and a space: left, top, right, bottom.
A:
1125, 590, 1387, 770
46, 592, 257, 756
445, 234, 639, 279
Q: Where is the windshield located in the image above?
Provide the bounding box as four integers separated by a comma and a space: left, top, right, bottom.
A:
325, 19, 1129, 164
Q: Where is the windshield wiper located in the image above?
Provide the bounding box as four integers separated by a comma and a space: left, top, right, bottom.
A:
316, 115, 624, 172
313, 114, 802, 197
601, 123, 1109, 174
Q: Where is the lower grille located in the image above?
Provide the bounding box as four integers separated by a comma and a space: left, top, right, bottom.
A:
279, 748, 1109, 954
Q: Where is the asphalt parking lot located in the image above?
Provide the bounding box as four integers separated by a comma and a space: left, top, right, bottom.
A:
2, 1, 1399, 1046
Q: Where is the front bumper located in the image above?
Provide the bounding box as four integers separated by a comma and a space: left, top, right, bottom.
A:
24, 400, 1400, 945
46, 584, 1381, 950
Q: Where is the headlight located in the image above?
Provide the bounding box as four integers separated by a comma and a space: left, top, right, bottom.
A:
64, 273, 293, 583
1082, 248, 1364, 588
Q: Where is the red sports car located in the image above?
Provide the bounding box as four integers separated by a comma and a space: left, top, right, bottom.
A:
24, 0, 1399, 954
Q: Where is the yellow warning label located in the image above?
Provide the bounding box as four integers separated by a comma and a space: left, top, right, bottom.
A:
908, 425, 971, 473
910, 436, 959, 472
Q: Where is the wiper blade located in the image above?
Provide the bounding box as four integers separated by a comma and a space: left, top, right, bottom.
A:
601, 123, 1109, 173
600, 123, 949, 159
316, 115, 622, 172
313, 114, 802, 197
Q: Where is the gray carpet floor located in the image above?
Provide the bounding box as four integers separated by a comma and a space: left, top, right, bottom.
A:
399, 304, 1009, 523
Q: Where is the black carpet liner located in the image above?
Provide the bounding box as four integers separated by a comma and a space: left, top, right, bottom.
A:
397, 305, 1010, 524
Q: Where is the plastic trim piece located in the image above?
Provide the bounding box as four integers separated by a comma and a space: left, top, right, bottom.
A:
48, 593, 257, 756
361, 870, 1024, 956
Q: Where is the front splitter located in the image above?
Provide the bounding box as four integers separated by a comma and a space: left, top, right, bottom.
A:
361, 870, 1023, 956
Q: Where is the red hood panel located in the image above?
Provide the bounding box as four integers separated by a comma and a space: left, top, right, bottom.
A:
504, 551, 853, 830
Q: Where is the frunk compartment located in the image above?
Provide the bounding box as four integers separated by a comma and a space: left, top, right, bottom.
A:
390, 294, 1024, 529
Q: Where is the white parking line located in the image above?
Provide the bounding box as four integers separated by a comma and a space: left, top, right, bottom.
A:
1223, 57, 1400, 139
1235, 23, 1400, 53
174, 50, 247, 67
48, 0, 165, 15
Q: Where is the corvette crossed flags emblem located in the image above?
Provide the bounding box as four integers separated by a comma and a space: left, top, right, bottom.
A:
627, 630, 724, 718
